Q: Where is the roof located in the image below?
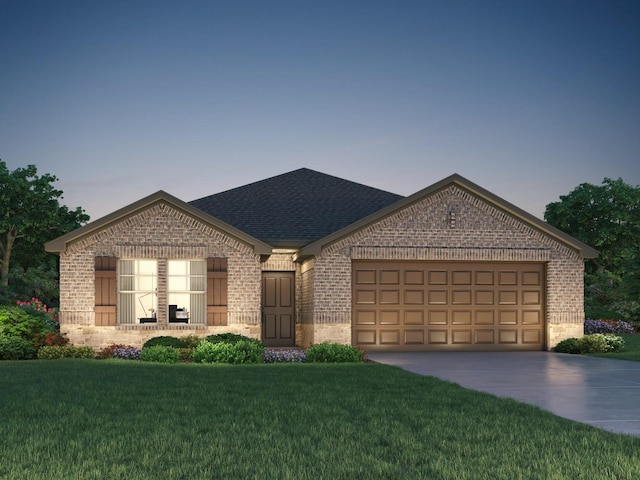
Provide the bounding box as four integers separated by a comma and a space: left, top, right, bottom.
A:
189, 168, 404, 247
297, 173, 599, 260
45, 190, 272, 255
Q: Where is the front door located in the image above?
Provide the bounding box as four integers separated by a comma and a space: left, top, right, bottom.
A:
262, 272, 295, 347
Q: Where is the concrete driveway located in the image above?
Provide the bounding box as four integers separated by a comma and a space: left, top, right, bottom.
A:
366, 351, 640, 437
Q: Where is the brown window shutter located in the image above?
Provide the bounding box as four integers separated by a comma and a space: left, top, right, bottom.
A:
95, 257, 117, 326
207, 258, 228, 326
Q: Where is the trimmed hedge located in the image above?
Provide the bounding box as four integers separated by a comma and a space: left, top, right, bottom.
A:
37, 346, 96, 359
555, 334, 625, 354
192, 339, 264, 364
305, 342, 364, 363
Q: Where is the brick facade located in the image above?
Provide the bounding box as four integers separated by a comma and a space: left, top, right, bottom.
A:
56, 182, 588, 352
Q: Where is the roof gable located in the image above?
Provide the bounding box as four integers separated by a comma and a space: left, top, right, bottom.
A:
189, 168, 404, 247
45, 190, 272, 255
297, 174, 599, 259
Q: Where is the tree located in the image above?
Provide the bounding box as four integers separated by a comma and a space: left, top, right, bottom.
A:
544, 178, 640, 324
0, 161, 89, 299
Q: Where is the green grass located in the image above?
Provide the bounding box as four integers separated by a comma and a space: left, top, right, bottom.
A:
1, 361, 639, 479
590, 334, 640, 361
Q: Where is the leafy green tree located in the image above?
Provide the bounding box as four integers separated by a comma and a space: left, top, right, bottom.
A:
0, 161, 89, 303
544, 178, 640, 324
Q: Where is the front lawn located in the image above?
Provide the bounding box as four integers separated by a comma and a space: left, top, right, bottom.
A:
1, 360, 639, 479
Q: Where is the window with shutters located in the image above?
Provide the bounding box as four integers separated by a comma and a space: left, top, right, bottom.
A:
118, 259, 158, 325
94, 257, 227, 327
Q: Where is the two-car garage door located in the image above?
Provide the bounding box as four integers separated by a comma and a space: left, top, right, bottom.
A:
352, 261, 545, 351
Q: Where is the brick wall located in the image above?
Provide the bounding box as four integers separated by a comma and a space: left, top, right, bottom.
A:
58, 202, 262, 350
306, 185, 586, 350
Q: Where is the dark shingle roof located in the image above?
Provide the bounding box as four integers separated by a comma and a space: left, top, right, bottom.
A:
189, 168, 404, 247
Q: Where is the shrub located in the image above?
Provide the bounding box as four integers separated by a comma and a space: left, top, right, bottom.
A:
141, 345, 180, 363
37, 346, 95, 359
111, 346, 142, 360
305, 342, 364, 363
0, 306, 54, 341
179, 335, 202, 348
204, 333, 263, 346
554, 334, 625, 354
33, 331, 69, 349
97, 344, 130, 359
263, 348, 307, 363
192, 339, 264, 364
16, 298, 59, 331
554, 338, 582, 354
584, 319, 635, 335
177, 347, 194, 362
0, 335, 37, 360
142, 336, 184, 349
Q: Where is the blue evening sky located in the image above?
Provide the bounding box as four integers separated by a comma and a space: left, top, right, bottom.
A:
1, 0, 639, 221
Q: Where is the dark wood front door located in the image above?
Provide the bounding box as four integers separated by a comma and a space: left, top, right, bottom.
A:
262, 272, 295, 347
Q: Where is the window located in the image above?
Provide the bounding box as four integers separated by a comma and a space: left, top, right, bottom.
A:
118, 260, 157, 324
168, 260, 206, 324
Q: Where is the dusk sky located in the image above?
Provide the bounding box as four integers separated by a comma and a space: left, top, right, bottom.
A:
1, 0, 639, 222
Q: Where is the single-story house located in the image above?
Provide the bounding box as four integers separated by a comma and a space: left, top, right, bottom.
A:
45, 168, 597, 351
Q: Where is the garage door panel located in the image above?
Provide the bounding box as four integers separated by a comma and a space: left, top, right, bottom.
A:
428, 330, 448, 344
355, 330, 377, 344
429, 271, 447, 285
475, 329, 495, 344
405, 270, 424, 284
452, 290, 472, 304
355, 270, 376, 284
452, 329, 473, 344
353, 262, 544, 351
429, 290, 448, 304
498, 291, 517, 305
475, 290, 494, 304
355, 290, 376, 304
379, 330, 400, 345
404, 290, 424, 304
522, 271, 541, 286
522, 329, 542, 344
498, 310, 517, 325
522, 291, 541, 305
404, 310, 424, 325
498, 329, 519, 344
429, 310, 448, 325
380, 310, 399, 325
380, 290, 399, 304
380, 270, 400, 284
452, 310, 471, 325
498, 271, 518, 285
452, 271, 472, 285
404, 329, 425, 344
475, 271, 494, 285
522, 310, 541, 325
475, 310, 495, 325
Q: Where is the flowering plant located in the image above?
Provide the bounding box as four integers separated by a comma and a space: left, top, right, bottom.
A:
33, 331, 69, 349
263, 348, 307, 363
112, 346, 142, 360
17, 297, 59, 330
584, 319, 635, 335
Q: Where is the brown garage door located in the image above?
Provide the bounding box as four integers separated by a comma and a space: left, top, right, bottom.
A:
353, 261, 545, 351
